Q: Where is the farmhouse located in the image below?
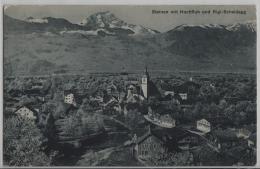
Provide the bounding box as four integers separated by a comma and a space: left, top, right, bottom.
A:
248, 133, 256, 149
236, 129, 251, 139
197, 119, 211, 133
179, 93, 188, 100
64, 91, 77, 106
164, 91, 175, 97
160, 114, 176, 128
178, 134, 200, 150
174, 79, 200, 105
132, 127, 188, 163
132, 128, 170, 162
14, 105, 38, 121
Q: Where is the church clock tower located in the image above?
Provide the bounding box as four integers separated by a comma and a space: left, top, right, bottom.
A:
141, 67, 149, 99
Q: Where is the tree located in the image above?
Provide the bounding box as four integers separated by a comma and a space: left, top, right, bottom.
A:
3, 116, 51, 166
150, 149, 194, 166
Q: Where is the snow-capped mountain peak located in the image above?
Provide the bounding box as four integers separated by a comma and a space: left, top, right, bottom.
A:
79, 11, 159, 35
26, 17, 48, 23
172, 23, 226, 31
226, 20, 256, 32
170, 21, 256, 33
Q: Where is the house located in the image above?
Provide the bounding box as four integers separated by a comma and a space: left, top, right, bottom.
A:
248, 133, 256, 149
107, 83, 118, 95
128, 84, 137, 94
174, 80, 200, 105
160, 114, 176, 128
145, 109, 176, 129
179, 93, 188, 100
164, 91, 174, 97
236, 129, 251, 139
132, 127, 189, 164
213, 129, 241, 149
177, 134, 200, 150
132, 128, 170, 162
14, 106, 37, 121
64, 93, 77, 106
197, 119, 211, 133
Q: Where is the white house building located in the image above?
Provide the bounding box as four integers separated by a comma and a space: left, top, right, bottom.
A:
164, 91, 175, 96
197, 119, 211, 133
14, 106, 37, 121
64, 93, 77, 106
160, 114, 176, 128
179, 93, 188, 100
236, 129, 251, 139
248, 133, 256, 149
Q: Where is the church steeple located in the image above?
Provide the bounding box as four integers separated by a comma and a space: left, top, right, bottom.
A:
145, 66, 149, 79
141, 66, 149, 99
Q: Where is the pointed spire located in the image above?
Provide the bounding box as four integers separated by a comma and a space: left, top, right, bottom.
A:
146, 66, 149, 75
145, 66, 149, 79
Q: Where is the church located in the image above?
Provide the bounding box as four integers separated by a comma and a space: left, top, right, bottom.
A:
140, 67, 161, 100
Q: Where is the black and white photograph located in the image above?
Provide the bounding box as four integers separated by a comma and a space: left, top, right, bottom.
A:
2, 5, 257, 167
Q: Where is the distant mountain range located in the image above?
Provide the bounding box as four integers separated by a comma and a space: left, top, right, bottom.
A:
4, 11, 159, 36
3, 12, 256, 75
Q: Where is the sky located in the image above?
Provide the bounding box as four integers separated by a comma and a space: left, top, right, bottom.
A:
4, 5, 256, 32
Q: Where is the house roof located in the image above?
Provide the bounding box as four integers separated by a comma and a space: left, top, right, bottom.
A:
107, 83, 117, 90
14, 105, 39, 119
174, 81, 200, 93
14, 105, 38, 114
213, 129, 239, 142
248, 133, 256, 143
64, 89, 76, 95
24, 88, 44, 96
137, 127, 188, 145
197, 118, 210, 124
148, 81, 161, 98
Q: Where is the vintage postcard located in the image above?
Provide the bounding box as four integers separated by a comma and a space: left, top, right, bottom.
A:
2, 5, 257, 167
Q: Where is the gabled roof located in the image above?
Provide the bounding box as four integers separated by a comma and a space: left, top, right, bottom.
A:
64, 89, 76, 96
137, 127, 188, 145
14, 105, 38, 114
197, 118, 211, 124
14, 105, 39, 119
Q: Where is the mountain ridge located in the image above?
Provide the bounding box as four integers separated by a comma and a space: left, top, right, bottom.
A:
3, 12, 256, 75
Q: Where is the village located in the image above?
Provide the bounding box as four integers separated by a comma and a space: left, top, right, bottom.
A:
3, 68, 256, 166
